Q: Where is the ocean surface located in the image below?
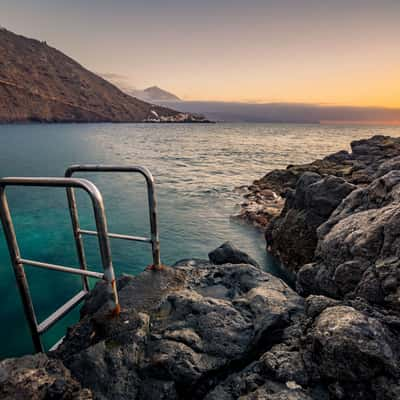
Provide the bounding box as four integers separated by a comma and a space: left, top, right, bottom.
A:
1, 122, 400, 358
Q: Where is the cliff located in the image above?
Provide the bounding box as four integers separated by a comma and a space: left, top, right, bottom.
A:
0, 28, 185, 123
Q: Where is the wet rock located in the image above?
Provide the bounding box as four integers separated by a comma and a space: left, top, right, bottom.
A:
208, 241, 260, 268
0, 353, 92, 400
232, 186, 284, 230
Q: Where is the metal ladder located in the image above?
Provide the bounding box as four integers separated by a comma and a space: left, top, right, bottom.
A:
0, 165, 160, 353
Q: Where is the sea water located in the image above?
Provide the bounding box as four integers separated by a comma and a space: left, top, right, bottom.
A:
1, 122, 400, 358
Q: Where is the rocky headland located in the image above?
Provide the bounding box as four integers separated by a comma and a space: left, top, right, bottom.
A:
0, 28, 209, 123
1, 136, 400, 399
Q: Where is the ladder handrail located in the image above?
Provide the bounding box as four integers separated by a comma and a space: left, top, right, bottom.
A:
64, 165, 161, 268
0, 177, 119, 353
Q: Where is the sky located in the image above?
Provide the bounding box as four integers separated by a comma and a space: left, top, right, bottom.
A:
1, 0, 400, 107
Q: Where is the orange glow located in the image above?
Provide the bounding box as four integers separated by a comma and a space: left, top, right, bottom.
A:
321, 121, 400, 126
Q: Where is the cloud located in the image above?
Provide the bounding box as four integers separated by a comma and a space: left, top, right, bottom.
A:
98, 72, 137, 94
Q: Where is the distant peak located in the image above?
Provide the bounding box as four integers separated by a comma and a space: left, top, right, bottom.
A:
145, 85, 161, 91
142, 86, 181, 101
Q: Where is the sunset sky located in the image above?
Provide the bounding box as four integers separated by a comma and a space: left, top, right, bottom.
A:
2, 0, 399, 107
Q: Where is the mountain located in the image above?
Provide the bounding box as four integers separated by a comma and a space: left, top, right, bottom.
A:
134, 86, 181, 102
0, 28, 182, 123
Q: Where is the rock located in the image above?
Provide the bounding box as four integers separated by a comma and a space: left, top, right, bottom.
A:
333, 260, 369, 295
204, 364, 315, 400
232, 185, 285, 230
0, 353, 92, 400
253, 169, 301, 195
52, 261, 304, 399
208, 242, 260, 268
304, 295, 339, 318
203, 332, 318, 400
261, 344, 309, 387
308, 306, 400, 381
375, 155, 400, 177
298, 170, 400, 307
204, 297, 400, 400
265, 173, 355, 273
237, 135, 400, 236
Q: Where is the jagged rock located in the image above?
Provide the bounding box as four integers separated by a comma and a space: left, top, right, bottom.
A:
375, 155, 400, 177
0, 353, 92, 399
252, 169, 299, 195
298, 170, 400, 307
304, 295, 339, 318
205, 298, 400, 400
203, 325, 318, 400
204, 360, 315, 400
265, 173, 355, 273
53, 260, 304, 399
208, 241, 260, 268
260, 344, 309, 387
307, 306, 400, 381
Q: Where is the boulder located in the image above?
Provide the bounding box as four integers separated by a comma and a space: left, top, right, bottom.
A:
375, 155, 400, 178
265, 173, 355, 273
204, 353, 315, 400
297, 171, 400, 307
208, 242, 260, 268
308, 306, 400, 381
0, 353, 92, 400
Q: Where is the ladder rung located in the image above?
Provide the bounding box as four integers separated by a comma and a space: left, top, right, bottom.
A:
20, 258, 104, 279
37, 290, 88, 334
49, 336, 65, 351
79, 229, 151, 243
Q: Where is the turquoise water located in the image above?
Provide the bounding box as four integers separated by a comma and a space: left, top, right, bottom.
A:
1, 123, 400, 358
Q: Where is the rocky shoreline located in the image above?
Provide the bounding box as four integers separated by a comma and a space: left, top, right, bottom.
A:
2, 135, 400, 399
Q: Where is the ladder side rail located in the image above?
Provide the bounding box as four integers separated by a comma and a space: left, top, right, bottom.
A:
66, 185, 89, 291
65, 165, 161, 268
0, 186, 43, 352
0, 177, 119, 352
